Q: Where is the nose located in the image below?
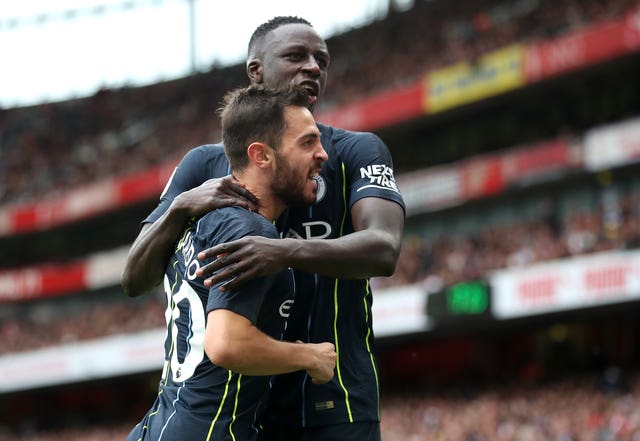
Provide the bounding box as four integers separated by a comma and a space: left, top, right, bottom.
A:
316, 143, 328, 162
301, 56, 321, 77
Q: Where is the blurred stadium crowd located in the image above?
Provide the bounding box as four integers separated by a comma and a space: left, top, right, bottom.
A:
379, 190, 640, 291
2, 0, 640, 439
381, 371, 640, 440
0, 0, 634, 206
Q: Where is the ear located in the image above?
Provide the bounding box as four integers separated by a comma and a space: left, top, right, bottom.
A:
247, 59, 263, 84
247, 142, 272, 168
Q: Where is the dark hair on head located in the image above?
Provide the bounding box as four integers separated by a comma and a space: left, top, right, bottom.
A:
248, 16, 313, 55
219, 85, 310, 171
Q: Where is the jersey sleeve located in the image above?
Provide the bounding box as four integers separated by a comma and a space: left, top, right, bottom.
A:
196, 209, 279, 324
143, 145, 229, 224
342, 132, 406, 212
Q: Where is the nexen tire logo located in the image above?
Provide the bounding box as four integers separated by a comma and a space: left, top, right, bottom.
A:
357, 164, 399, 192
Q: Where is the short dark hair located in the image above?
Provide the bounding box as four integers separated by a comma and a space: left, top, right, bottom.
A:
219, 85, 310, 171
248, 16, 313, 56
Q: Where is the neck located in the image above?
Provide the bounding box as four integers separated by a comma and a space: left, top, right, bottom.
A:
234, 172, 285, 222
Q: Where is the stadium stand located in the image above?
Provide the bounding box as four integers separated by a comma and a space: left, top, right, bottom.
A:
1, 0, 640, 438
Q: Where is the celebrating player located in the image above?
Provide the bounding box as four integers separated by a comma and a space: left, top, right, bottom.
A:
126, 85, 335, 441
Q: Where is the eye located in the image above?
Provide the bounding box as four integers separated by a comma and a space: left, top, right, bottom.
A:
315, 56, 329, 70
286, 52, 304, 62
303, 137, 317, 147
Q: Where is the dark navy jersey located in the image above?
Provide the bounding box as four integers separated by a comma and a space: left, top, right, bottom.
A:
128, 207, 294, 441
142, 123, 406, 428
145, 144, 231, 225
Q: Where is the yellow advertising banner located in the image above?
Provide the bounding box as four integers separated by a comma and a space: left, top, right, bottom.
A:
425, 44, 525, 113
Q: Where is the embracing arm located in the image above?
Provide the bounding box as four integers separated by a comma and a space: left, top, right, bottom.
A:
282, 197, 404, 277
198, 197, 405, 289
205, 309, 336, 383
121, 177, 258, 297
120, 205, 191, 297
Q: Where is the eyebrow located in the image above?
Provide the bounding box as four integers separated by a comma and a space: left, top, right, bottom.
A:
298, 132, 320, 143
281, 43, 329, 58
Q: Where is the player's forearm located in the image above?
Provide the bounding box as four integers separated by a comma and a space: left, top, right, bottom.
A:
283, 228, 401, 278
120, 207, 190, 297
216, 339, 319, 376
282, 198, 405, 279
206, 319, 320, 376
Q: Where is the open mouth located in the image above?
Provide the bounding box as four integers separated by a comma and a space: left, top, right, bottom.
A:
300, 81, 319, 103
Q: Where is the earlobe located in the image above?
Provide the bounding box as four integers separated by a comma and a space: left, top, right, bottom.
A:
247, 59, 263, 84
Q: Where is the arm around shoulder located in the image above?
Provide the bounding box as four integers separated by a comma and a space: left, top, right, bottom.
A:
121, 175, 259, 297
120, 200, 195, 297
196, 197, 405, 288
283, 196, 405, 278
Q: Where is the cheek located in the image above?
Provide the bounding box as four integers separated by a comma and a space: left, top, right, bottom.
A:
319, 75, 328, 91
264, 65, 294, 87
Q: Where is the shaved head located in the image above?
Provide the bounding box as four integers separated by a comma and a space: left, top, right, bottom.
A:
248, 16, 313, 57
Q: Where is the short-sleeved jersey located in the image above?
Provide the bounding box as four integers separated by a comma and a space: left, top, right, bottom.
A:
142, 123, 406, 429
145, 144, 232, 224
128, 207, 294, 441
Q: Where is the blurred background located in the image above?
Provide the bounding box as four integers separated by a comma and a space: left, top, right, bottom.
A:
2, 0, 640, 439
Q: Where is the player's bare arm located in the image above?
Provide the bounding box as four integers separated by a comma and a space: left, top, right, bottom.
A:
121, 176, 258, 297
197, 197, 404, 290
205, 309, 336, 383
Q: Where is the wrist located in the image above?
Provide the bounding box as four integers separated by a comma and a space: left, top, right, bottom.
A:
298, 344, 316, 372
288, 342, 313, 372
167, 195, 193, 222
281, 238, 304, 267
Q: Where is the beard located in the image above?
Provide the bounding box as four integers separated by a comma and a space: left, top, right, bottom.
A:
271, 152, 316, 207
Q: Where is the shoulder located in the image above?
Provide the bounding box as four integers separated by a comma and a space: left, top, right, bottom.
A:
318, 122, 385, 152
177, 143, 229, 177
184, 143, 227, 161
199, 207, 278, 241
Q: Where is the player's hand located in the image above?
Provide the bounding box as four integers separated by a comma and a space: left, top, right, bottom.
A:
197, 236, 293, 290
305, 342, 337, 384
172, 175, 259, 217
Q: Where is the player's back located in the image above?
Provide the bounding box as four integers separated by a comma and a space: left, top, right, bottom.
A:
129, 207, 295, 441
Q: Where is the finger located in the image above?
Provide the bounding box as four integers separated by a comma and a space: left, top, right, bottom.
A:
196, 252, 234, 277
203, 263, 246, 289
209, 195, 257, 212
201, 251, 251, 278
198, 243, 234, 260
238, 187, 259, 205
311, 377, 329, 385
197, 260, 223, 278
220, 179, 259, 204
217, 269, 252, 292
228, 177, 259, 204
235, 198, 259, 213
228, 191, 259, 212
